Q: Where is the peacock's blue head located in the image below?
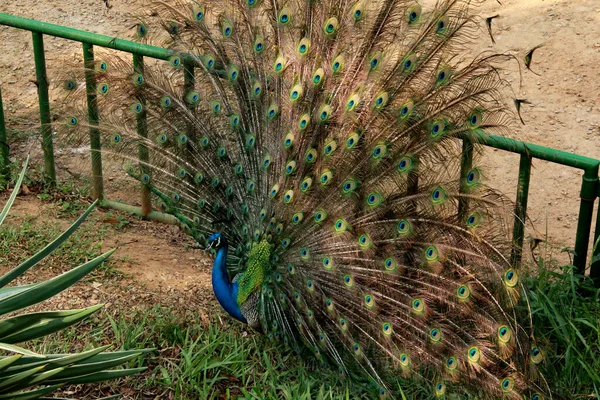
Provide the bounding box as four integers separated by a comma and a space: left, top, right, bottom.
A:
206, 232, 227, 250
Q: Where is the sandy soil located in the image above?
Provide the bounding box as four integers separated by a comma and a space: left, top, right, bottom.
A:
0, 0, 599, 286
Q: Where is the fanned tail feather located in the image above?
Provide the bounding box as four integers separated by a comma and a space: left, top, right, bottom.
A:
57, 0, 549, 398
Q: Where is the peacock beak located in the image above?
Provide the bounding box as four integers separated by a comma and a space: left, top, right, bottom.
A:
205, 242, 214, 251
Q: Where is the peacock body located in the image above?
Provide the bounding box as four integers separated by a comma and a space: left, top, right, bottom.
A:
60, 0, 549, 398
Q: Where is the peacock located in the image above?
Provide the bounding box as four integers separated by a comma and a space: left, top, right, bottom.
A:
58, 0, 549, 398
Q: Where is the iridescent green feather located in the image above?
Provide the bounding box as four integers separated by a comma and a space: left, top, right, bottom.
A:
236, 240, 271, 305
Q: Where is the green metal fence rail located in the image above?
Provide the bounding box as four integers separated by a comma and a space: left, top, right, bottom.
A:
0, 13, 599, 283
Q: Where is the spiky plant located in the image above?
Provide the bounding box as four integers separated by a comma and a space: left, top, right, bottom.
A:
0, 157, 150, 399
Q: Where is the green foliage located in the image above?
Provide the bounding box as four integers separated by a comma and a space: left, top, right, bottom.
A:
42, 305, 367, 399
0, 219, 103, 268
4, 161, 598, 399
526, 254, 600, 398
0, 158, 24, 192
103, 211, 130, 230
0, 158, 148, 399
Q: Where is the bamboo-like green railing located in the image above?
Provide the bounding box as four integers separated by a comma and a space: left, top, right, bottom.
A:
0, 12, 598, 284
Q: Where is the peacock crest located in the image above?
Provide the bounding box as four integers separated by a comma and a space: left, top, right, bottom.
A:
59, 0, 549, 398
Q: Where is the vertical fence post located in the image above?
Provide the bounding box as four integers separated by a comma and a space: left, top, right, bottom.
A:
510, 154, 532, 268
573, 168, 599, 276
0, 85, 8, 173
458, 138, 473, 223
591, 200, 600, 285
32, 32, 56, 184
133, 54, 151, 217
82, 43, 104, 200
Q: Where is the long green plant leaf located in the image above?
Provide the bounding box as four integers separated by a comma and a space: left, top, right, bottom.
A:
0, 385, 62, 399
0, 200, 99, 289
0, 353, 140, 382
0, 354, 22, 373
0, 249, 115, 317
8, 349, 152, 368
0, 346, 110, 377
0, 344, 40, 357
0, 159, 147, 398
0, 156, 28, 227
46, 367, 146, 384
43, 353, 143, 382
8, 367, 66, 392
0, 284, 37, 301
0, 366, 44, 390
0, 304, 104, 343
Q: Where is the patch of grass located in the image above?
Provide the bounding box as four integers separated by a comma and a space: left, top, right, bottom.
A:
0, 215, 117, 280
1, 155, 93, 219
2, 185, 598, 398
104, 211, 132, 230
37, 179, 92, 218
30, 306, 365, 399
36, 242, 599, 399
525, 251, 600, 398
0, 157, 27, 191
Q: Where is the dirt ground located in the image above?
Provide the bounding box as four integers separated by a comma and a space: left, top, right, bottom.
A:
0, 0, 599, 292
0, 188, 217, 324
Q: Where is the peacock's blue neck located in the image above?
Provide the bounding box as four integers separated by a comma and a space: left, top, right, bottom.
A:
211, 241, 247, 324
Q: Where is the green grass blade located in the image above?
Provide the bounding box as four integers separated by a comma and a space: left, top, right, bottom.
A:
0, 354, 22, 373
0, 249, 115, 317
0, 384, 63, 400
0, 346, 111, 378
0, 156, 28, 227
397, 383, 408, 400
0, 365, 44, 391
46, 367, 147, 384
0, 284, 38, 301
0, 304, 104, 343
11, 349, 154, 367
0, 343, 41, 357
43, 353, 143, 382
9, 367, 66, 391
0, 200, 99, 289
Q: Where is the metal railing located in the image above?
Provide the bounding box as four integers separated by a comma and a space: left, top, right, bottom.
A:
0, 13, 598, 283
